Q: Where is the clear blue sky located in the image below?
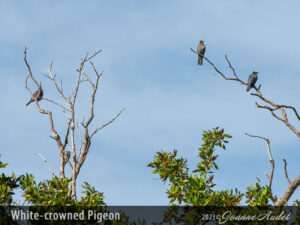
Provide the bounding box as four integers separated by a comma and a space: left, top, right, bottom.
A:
0, 0, 300, 205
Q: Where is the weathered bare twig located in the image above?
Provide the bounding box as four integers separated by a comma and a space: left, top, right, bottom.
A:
86, 50, 102, 61
190, 48, 247, 84
42, 98, 71, 112
24, 48, 39, 88
283, 159, 291, 185
90, 108, 125, 139
35, 152, 55, 177
245, 133, 274, 189
225, 54, 239, 80
47, 62, 70, 104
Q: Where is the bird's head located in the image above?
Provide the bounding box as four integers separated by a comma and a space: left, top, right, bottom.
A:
66, 151, 71, 157
253, 70, 258, 75
200, 40, 204, 43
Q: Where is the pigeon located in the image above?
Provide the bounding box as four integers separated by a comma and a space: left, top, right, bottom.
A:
246, 71, 258, 92
26, 86, 43, 106
64, 151, 71, 167
197, 40, 206, 65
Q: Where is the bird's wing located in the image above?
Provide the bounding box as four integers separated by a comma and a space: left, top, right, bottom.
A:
201, 45, 206, 54
197, 44, 201, 54
32, 90, 40, 99
247, 75, 253, 84
253, 75, 258, 83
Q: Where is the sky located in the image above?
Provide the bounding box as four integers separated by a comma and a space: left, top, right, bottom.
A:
0, 0, 300, 205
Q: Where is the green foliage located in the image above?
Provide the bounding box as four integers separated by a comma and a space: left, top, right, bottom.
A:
148, 127, 277, 206
0, 157, 23, 205
80, 181, 105, 206
294, 200, 300, 206
245, 177, 272, 206
0, 157, 105, 207
20, 174, 76, 206
19, 174, 105, 206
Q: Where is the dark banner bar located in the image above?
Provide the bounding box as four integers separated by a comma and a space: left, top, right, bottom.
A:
0, 206, 299, 225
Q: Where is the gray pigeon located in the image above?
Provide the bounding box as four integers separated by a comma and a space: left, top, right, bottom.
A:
246, 71, 258, 92
197, 40, 206, 65
63, 151, 71, 167
26, 86, 43, 106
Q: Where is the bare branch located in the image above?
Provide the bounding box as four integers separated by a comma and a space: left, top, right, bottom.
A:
67, 160, 73, 169
47, 63, 70, 104
35, 152, 55, 177
60, 79, 64, 95
275, 175, 300, 206
225, 54, 241, 81
190, 48, 247, 84
90, 61, 104, 79
76, 116, 83, 162
25, 48, 66, 179
78, 70, 95, 88
245, 133, 269, 144
49, 135, 56, 140
41, 73, 52, 80
278, 105, 300, 121
67, 51, 103, 199
250, 93, 278, 108
43, 98, 71, 112
245, 133, 274, 188
86, 49, 102, 61
62, 120, 72, 150
283, 159, 291, 185
24, 48, 39, 88
91, 108, 125, 139
26, 48, 123, 200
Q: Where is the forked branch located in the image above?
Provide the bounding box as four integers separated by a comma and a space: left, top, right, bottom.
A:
25, 48, 124, 200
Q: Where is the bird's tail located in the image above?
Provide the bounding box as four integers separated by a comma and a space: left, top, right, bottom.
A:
26, 99, 33, 106
198, 56, 203, 65
246, 86, 251, 92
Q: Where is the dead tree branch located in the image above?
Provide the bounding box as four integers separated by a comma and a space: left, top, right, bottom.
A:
245, 133, 274, 189
76, 116, 83, 162
35, 152, 55, 177
90, 108, 125, 139
42, 98, 71, 112
192, 45, 300, 205
190, 48, 300, 139
275, 175, 300, 206
283, 159, 291, 185
25, 48, 124, 200
25, 49, 67, 179
75, 64, 124, 187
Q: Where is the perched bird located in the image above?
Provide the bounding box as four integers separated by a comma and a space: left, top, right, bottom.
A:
197, 40, 206, 65
246, 71, 258, 92
63, 151, 71, 167
26, 86, 43, 106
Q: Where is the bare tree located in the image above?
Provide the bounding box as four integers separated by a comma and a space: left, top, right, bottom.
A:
24, 48, 125, 199
191, 47, 300, 205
